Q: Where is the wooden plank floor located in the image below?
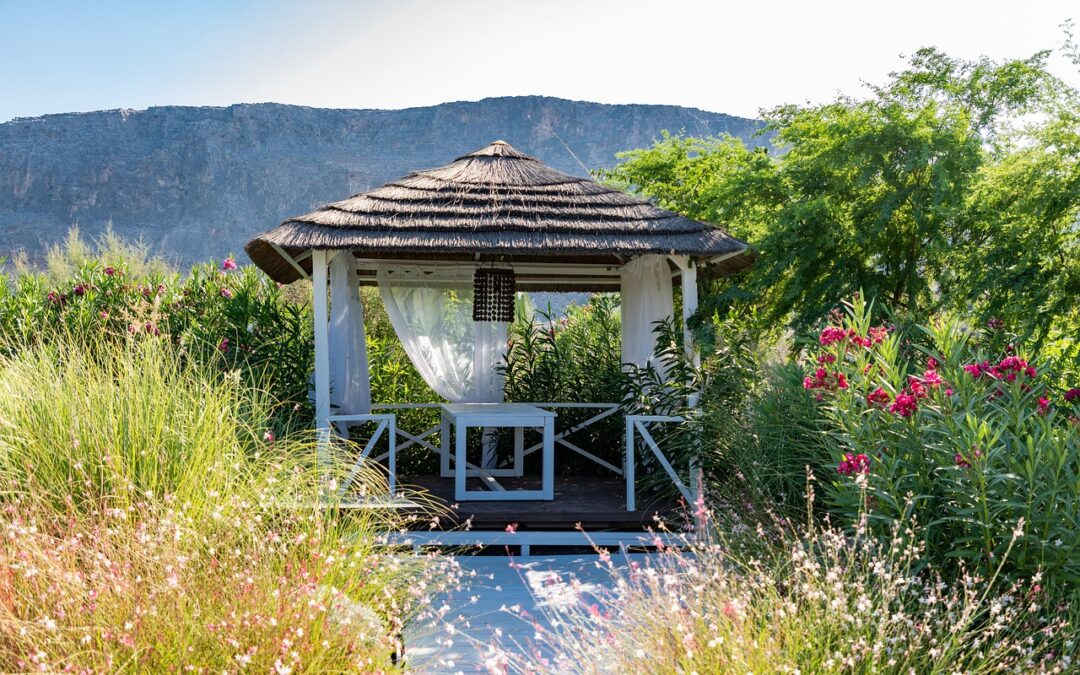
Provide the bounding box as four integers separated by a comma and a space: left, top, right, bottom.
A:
399, 475, 678, 530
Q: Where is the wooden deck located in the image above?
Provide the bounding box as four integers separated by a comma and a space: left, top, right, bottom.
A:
398, 475, 679, 530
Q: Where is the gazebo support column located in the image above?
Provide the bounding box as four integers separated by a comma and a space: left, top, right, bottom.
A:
312, 249, 332, 472
671, 256, 705, 522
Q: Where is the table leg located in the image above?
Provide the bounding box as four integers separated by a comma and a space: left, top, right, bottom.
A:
455, 419, 467, 502
440, 412, 451, 478
542, 417, 554, 500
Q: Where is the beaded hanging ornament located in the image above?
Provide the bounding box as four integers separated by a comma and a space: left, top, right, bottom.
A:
472, 268, 516, 322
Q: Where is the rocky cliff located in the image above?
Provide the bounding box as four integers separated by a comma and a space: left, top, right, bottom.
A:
0, 96, 761, 266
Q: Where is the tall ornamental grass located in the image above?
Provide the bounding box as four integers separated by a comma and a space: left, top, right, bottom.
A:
0, 337, 456, 672
494, 497, 1072, 674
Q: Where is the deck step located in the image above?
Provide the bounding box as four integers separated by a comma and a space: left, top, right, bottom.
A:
383, 529, 686, 556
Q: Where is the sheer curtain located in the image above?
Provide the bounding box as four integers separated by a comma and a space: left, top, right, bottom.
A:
328, 251, 371, 429
620, 254, 674, 372
376, 265, 507, 467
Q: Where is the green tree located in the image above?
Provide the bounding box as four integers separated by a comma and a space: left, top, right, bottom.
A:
606, 47, 1079, 340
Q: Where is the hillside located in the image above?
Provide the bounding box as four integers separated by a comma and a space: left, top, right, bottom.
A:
0, 96, 762, 266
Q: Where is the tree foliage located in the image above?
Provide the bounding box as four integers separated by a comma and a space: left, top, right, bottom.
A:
604, 46, 1080, 345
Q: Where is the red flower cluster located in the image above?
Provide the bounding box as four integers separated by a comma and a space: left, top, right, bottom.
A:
962, 356, 1036, 382
1065, 388, 1080, 403
804, 367, 848, 393
818, 325, 889, 348
889, 392, 918, 417
222, 257, 238, 272
867, 387, 891, 407
837, 452, 870, 475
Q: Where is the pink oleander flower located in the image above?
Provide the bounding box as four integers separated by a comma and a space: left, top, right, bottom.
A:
222, 257, 238, 271
926, 356, 939, 370
923, 370, 944, 388
104, 266, 116, 277
955, 453, 972, 469
837, 452, 870, 476
1065, 388, 1080, 403
46, 290, 61, 304
263, 430, 275, 444
868, 326, 888, 344
819, 326, 847, 346
99, 311, 109, 320
963, 363, 983, 378
72, 283, 86, 296
156, 283, 166, 295
1038, 397, 1050, 415
890, 392, 918, 417
817, 353, 836, 364
144, 321, 160, 336
988, 316, 1004, 329
218, 338, 230, 353
850, 333, 873, 348
867, 387, 891, 407
908, 378, 928, 399
220, 287, 234, 299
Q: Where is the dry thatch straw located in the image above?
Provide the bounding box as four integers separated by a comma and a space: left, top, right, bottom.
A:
245, 141, 753, 284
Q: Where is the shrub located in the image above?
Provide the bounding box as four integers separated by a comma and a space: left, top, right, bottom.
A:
494, 503, 1072, 674
0, 337, 454, 671
806, 295, 1080, 588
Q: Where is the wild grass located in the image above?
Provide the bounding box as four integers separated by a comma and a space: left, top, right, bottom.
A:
494, 488, 1073, 674
0, 336, 455, 672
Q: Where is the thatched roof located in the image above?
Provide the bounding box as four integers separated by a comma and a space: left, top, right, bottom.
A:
245, 140, 753, 284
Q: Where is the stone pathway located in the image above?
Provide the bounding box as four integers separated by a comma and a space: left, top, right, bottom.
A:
403, 553, 640, 673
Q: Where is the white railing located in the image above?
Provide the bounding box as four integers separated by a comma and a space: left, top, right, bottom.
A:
328, 413, 397, 496
368, 402, 622, 480
332, 404, 693, 511
625, 414, 690, 511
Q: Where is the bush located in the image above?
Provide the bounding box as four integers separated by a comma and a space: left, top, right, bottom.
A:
1, 233, 315, 425
0, 337, 454, 671
805, 295, 1080, 588
493, 503, 1072, 674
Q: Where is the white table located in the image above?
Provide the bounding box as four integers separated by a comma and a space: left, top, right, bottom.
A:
440, 403, 556, 501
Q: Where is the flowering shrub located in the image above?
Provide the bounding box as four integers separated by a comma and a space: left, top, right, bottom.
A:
495, 506, 1071, 674
0, 338, 455, 671
0, 247, 315, 423
806, 296, 1080, 587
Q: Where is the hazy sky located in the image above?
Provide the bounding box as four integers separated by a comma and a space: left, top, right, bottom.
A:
1, 0, 1076, 123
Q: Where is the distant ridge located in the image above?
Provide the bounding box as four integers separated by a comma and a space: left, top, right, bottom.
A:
0, 96, 763, 266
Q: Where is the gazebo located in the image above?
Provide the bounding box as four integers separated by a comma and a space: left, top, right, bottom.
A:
246, 141, 752, 543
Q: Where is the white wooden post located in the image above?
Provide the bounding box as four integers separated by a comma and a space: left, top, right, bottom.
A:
625, 416, 635, 511
672, 257, 705, 526
312, 249, 331, 472
680, 259, 700, 380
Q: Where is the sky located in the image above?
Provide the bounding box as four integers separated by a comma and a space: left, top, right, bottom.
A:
0, 0, 1077, 123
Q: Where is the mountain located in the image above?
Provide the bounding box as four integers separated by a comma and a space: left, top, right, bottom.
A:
0, 96, 762, 267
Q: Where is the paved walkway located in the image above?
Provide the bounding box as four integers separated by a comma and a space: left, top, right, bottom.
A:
404, 553, 638, 673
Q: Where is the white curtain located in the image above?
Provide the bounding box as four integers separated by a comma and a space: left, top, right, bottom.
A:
620, 254, 674, 372
328, 251, 370, 426
376, 265, 507, 467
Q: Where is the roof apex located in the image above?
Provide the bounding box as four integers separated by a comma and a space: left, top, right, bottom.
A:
457, 140, 537, 161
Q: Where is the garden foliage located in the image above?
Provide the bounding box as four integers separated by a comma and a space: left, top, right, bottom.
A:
805, 296, 1080, 586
